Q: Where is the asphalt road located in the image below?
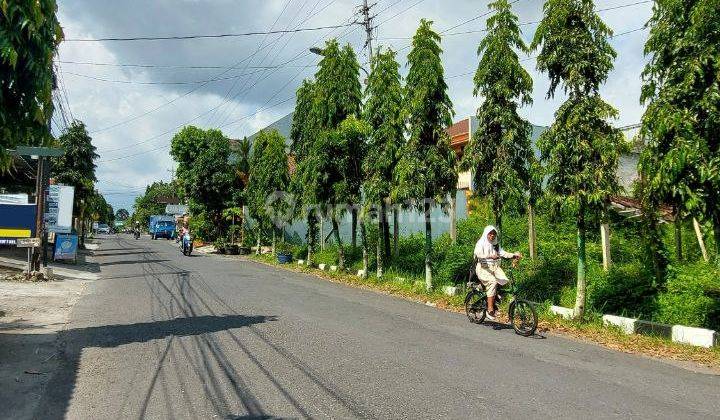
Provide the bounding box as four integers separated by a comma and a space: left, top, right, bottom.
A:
31, 234, 719, 419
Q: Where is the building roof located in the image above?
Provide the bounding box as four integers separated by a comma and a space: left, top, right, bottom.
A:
247, 112, 294, 147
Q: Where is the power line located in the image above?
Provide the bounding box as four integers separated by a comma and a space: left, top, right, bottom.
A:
56, 60, 314, 70
63, 66, 313, 85
64, 22, 356, 42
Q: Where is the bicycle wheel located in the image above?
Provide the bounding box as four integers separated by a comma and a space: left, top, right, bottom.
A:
509, 299, 537, 336
464, 291, 486, 324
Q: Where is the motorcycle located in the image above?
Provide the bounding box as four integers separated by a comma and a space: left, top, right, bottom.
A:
134, 229, 140, 240
181, 232, 193, 256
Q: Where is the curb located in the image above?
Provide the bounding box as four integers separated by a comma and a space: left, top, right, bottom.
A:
549, 305, 718, 348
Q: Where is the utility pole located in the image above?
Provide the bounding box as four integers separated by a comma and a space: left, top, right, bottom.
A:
360, 0, 375, 61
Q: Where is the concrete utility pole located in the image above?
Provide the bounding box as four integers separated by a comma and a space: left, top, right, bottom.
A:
360, 0, 375, 61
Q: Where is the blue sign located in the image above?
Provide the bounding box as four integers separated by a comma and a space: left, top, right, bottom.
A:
54, 234, 78, 261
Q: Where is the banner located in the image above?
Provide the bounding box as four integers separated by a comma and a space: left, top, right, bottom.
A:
46, 185, 75, 234
0, 203, 36, 245
54, 234, 78, 261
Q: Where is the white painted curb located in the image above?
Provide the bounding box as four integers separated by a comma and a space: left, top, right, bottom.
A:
602, 314, 636, 335
318, 263, 327, 271
550, 305, 573, 319
297, 259, 305, 265
672, 325, 718, 348
330, 265, 337, 272
357, 269, 366, 278
442, 286, 458, 296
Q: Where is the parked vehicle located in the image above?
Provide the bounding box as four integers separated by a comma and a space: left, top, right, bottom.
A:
149, 215, 176, 240
97, 223, 111, 234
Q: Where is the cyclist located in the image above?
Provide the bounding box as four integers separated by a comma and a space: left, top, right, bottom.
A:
473, 225, 521, 321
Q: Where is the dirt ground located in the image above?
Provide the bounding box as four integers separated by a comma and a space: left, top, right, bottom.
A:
0, 268, 90, 419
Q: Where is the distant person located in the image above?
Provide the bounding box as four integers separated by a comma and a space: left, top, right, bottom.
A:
473, 225, 521, 321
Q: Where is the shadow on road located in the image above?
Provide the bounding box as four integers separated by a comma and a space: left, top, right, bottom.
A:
32, 314, 276, 420
99, 258, 170, 267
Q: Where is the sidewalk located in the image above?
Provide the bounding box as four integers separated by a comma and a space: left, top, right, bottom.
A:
0, 244, 100, 281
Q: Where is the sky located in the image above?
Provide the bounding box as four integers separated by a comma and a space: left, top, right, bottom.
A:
53, 0, 654, 212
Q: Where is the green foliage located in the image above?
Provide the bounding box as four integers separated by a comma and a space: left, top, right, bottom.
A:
115, 208, 130, 221
0, 0, 63, 170
130, 181, 177, 227
53, 121, 98, 218
655, 262, 720, 329
313, 39, 362, 130
639, 0, 720, 261
396, 19, 457, 205
188, 211, 213, 242
246, 129, 290, 233
87, 192, 114, 225
363, 48, 404, 205
460, 0, 534, 225
170, 126, 236, 238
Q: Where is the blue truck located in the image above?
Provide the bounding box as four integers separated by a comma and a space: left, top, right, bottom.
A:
149, 215, 176, 240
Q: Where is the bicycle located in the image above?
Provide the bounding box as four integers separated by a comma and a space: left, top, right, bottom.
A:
463, 258, 538, 337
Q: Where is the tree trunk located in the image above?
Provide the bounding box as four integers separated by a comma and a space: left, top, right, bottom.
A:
307, 213, 316, 266
674, 212, 683, 262
693, 218, 709, 262
332, 216, 345, 270
601, 222, 611, 271
528, 203, 537, 260
360, 216, 368, 278
351, 207, 357, 248
574, 203, 587, 320
424, 199, 433, 290
256, 224, 261, 255
319, 216, 325, 250
377, 216, 384, 278
449, 193, 457, 244
713, 210, 720, 266
393, 206, 399, 259
272, 228, 276, 255
382, 200, 391, 259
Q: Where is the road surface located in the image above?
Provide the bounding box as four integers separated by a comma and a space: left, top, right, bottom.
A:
31, 234, 719, 419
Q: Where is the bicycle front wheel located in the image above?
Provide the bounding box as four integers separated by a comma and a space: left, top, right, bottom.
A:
464, 291, 486, 324
510, 299, 537, 336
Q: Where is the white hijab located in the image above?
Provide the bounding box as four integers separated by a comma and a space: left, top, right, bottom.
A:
474, 225, 499, 259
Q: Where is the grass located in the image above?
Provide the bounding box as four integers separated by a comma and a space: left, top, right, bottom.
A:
245, 252, 720, 370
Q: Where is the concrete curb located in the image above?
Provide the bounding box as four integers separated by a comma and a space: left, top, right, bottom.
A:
0, 256, 100, 281
549, 304, 717, 348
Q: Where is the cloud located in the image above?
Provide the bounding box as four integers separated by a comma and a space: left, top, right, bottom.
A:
55, 0, 653, 211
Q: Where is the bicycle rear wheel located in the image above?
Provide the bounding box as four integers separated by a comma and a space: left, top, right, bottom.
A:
464, 291, 486, 324
509, 299, 537, 336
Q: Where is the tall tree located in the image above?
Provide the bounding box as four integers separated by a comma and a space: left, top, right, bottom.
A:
290, 79, 321, 265
313, 40, 363, 248
0, 0, 63, 170
363, 47, 404, 277
531, 0, 625, 319
460, 0, 534, 242
396, 19, 457, 290
246, 129, 290, 255
305, 117, 368, 270
170, 126, 234, 240
53, 121, 98, 246
639, 0, 720, 265
131, 181, 177, 228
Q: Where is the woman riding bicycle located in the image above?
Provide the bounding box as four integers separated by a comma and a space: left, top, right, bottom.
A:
473, 225, 521, 321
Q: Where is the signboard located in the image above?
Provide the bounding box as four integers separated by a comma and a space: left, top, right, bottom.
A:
54, 234, 78, 261
0, 194, 29, 204
45, 185, 74, 234
0, 203, 36, 245
16, 238, 40, 248
165, 204, 189, 216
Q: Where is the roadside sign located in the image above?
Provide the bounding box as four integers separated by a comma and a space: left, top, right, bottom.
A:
45, 185, 74, 233
54, 234, 78, 261
12, 146, 64, 157
17, 238, 41, 248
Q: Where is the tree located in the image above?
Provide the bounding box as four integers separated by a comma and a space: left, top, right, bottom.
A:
531, 0, 625, 319
170, 126, 235, 240
290, 80, 321, 264
313, 39, 363, 247
53, 121, 98, 245
639, 0, 720, 266
131, 181, 177, 227
363, 47, 404, 277
460, 0, 534, 243
305, 117, 368, 270
395, 19, 457, 289
115, 208, 130, 221
0, 0, 63, 170
246, 129, 290, 255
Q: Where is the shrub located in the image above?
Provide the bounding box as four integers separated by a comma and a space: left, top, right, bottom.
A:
654, 262, 720, 329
